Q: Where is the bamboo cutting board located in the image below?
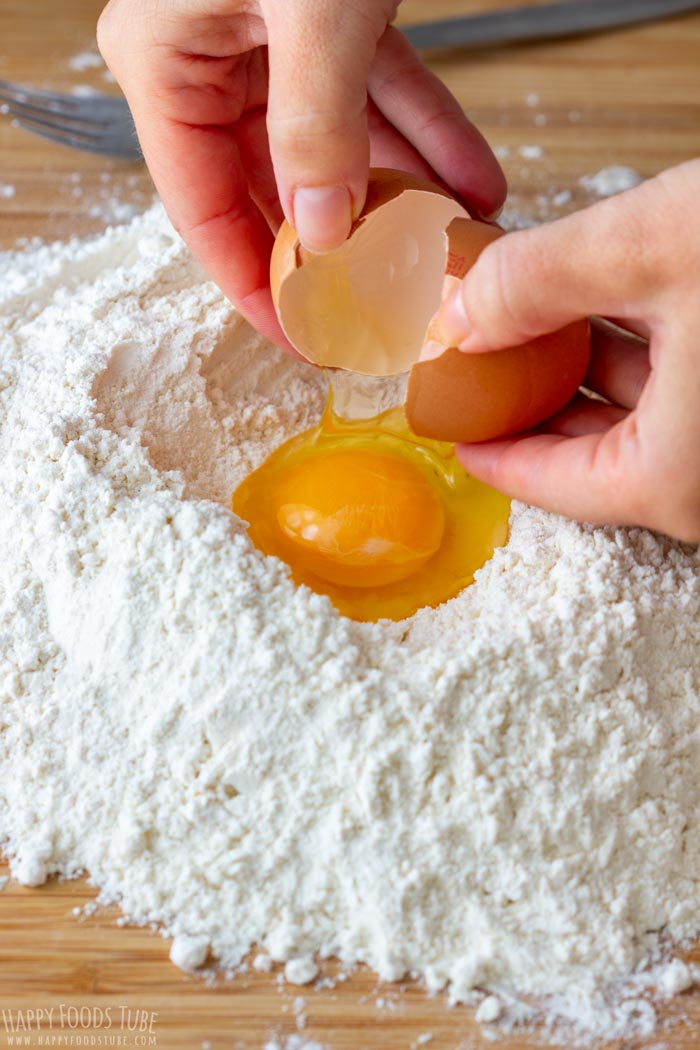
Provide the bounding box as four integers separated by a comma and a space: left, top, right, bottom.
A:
1, 1, 700, 1047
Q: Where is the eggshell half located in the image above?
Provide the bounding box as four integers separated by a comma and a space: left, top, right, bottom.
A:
405, 219, 591, 443
270, 169, 470, 377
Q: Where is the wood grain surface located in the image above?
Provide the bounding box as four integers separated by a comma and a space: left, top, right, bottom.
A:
1, 1, 700, 1048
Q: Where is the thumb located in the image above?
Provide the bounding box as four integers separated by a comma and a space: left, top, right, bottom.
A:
434, 180, 662, 353
264, 0, 384, 253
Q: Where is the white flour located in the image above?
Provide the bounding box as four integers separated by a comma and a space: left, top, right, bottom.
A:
1, 205, 700, 1041
579, 165, 644, 197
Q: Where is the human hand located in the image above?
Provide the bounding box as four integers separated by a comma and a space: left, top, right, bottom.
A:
97, 0, 506, 353
432, 160, 700, 543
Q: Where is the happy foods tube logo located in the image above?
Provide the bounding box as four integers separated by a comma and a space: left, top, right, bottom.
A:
1, 1005, 158, 1047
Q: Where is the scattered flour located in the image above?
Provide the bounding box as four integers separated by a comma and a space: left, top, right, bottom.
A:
580, 164, 644, 197
14, 855, 49, 887
518, 144, 544, 160
88, 199, 141, 225
70, 85, 100, 98
68, 49, 104, 72
292, 995, 307, 1031
1, 202, 700, 1042
657, 958, 695, 997
551, 189, 573, 208
475, 996, 502, 1025
263, 1037, 324, 1050
284, 958, 318, 986
170, 933, 209, 971
0, 184, 16, 200
254, 953, 274, 973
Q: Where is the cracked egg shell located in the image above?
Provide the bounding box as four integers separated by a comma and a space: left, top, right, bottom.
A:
270, 168, 471, 377
405, 218, 591, 444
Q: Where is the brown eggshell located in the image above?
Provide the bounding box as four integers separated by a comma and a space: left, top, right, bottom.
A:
270, 168, 467, 375
270, 169, 456, 299
270, 168, 455, 310
405, 219, 591, 443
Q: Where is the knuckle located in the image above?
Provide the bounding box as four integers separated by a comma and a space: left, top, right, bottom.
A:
593, 178, 680, 295
630, 462, 700, 543
273, 0, 385, 51
371, 48, 426, 96
651, 166, 700, 283
465, 235, 539, 347
346, 0, 397, 39
586, 421, 646, 524
493, 236, 534, 335
268, 108, 364, 156
461, 242, 502, 342
417, 104, 464, 138
96, 2, 119, 61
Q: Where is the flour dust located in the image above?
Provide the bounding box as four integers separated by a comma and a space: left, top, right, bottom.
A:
1, 204, 700, 1041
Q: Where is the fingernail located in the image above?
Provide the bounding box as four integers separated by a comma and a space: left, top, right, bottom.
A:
293, 186, 353, 254
419, 337, 447, 362
436, 289, 471, 349
480, 204, 503, 222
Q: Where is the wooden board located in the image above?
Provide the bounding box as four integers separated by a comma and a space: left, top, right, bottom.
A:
1, 1, 700, 1047
2, 859, 700, 1050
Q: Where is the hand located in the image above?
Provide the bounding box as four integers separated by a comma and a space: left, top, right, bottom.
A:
97, 0, 506, 353
433, 160, 700, 543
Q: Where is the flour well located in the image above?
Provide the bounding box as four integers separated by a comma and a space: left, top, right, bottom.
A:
1, 205, 700, 1040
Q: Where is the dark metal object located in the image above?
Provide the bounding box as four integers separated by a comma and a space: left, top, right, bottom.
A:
2, 0, 699, 158
402, 0, 700, 50
0, 80, 140, 158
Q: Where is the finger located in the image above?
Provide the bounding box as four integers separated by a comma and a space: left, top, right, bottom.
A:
433, 175, 667, 352
235, 105, 285, 232
265, 0, 382, 251
366, 98, 439, 182
639, 323, 700, 517
368, 27, 507, 219
137, 114, 295, 354
586, 320, 650, 409
456, 420, 642, 527
542, 393, 629, 437
98, 25, 296, 354
366, 99, 493, 212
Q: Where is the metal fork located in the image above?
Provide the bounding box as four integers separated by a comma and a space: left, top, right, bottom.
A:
2, 0, 699, 160
0, 80, 141, 159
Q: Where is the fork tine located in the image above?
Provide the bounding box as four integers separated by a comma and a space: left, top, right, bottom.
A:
14, 117, 141, 159
5, 103, 122, 135
0, 79, 126, 117
1, 98, 117, 129
0, 79, 142, 159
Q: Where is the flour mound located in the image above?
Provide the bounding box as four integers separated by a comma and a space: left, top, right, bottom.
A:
1, 206, 700, 1039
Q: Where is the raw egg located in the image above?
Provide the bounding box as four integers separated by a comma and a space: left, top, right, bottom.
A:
232, 167, 591, 622
232, 387, 510, 623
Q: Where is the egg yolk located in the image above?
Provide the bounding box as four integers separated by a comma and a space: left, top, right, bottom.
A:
232, 397, 510, 623
273, 449, 445, 588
